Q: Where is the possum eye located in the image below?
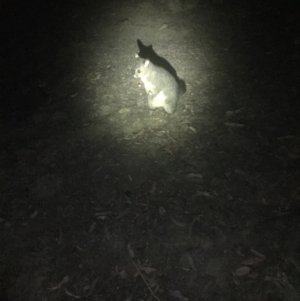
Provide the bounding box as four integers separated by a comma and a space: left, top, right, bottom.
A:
137, 70, 141, 74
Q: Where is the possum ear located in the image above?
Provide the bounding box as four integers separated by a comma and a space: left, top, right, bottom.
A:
135, 53, 140, 58
144, 59, 150, 67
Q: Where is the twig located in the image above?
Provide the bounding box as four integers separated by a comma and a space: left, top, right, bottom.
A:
131, 260, 160, 301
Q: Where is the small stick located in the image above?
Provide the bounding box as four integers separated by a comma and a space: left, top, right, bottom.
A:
131, 260, 161, 301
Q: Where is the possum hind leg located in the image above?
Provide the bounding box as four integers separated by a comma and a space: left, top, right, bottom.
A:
151, 91, 166, 109
163, 98, 177, 114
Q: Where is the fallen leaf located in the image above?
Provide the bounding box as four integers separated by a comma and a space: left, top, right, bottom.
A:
224, 122, 244, 127
159, 23, 168, 30
150, 182, 156, 194
65, 288, 81, 299
86, 277, 99, 297
48, 275, 69, 291
118, 270, 128, 279
94, 211, 113, 219
159, 206, 166, 215
189, 126, 197, 133
170, 216, 186, 227
116, 208, 131, 219
196, 191, 213, 198
138, 265, 157, 274
236, 246, 245, 257
169, 289, 188, 301
233, 277, 241, 285
250, 248, 266, 259
127, 243, 135, 258
89, 222, 96, 232
241, 256, 265, 266
185, 253, 197, 272
234, 266, 251, 276
30, 211, 38, 219
225, 108, 243, 117
225, 110, 235, 117
148, 278, 159, 290
185, 173, 203, 179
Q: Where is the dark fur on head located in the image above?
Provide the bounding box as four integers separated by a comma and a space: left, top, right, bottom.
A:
136, 39, 186, 95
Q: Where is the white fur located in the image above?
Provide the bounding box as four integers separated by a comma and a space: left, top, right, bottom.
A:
151, 92, 166, 107
140, 77, 155, 94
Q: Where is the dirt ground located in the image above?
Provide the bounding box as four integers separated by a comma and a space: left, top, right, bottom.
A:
1, 0, 300, 300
